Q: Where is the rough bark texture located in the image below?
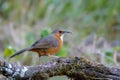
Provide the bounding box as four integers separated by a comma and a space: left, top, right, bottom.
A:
0, 57, 120, 80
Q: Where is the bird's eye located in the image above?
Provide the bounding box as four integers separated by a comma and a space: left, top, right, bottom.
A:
59, 31, 63, 33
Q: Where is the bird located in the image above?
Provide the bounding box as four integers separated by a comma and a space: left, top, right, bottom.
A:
10, 30, 71, 58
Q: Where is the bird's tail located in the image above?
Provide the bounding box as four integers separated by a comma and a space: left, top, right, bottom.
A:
10, 47, 31, 58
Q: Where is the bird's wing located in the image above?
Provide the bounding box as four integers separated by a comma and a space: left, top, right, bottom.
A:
31, 35, 59, 49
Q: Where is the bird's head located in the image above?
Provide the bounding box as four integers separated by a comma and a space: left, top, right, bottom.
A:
52, 30, 71, 40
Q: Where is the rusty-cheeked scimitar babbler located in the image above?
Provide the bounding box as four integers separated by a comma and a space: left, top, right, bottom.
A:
10, 30, 71, 58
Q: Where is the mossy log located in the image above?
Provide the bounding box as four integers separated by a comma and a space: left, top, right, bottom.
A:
0, 57, 120, 80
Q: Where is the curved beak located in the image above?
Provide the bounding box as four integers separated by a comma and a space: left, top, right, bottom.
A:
63, 31, 72, 34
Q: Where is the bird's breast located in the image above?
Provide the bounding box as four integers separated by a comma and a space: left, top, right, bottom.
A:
47, 36, 63, 55
31, 34, 63, 56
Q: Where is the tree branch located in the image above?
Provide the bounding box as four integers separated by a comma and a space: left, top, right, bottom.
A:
0, 57, 120, 80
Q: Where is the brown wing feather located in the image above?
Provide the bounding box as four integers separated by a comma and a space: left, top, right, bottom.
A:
31, 34, 59, 49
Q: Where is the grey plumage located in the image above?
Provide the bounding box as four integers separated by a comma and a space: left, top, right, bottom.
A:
31, 34, 59, 49
10, 34, 59, 58
9, 30, 71, 58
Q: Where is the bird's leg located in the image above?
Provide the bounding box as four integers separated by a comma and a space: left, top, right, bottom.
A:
38, 54, 42, 64
47, 55, 60, 59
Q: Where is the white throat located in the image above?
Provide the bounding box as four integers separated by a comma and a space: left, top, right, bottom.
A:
60, 35, 64, 41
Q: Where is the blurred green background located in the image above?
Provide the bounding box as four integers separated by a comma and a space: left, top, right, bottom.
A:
0, 0, 120, 80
